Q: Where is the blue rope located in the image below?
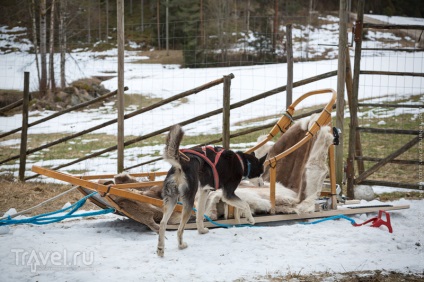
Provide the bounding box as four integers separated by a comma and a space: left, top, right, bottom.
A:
0, 192, 115, 226
301, 214, 357, 225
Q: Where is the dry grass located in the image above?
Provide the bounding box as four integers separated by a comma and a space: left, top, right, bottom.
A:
239, 270, 423, 282
0, 175, 99, 216
133, 49, 183, 65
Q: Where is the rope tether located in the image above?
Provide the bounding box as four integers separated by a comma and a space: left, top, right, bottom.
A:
0, 192, 115, 226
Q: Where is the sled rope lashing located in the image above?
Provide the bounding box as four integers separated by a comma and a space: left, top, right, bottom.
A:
0, 192, 115, 226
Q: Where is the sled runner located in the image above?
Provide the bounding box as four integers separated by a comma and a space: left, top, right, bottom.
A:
31, 88, 409, 229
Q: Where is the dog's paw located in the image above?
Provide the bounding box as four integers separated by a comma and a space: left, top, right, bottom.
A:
247, 216, 256, 225
157, 247, 164, 257
178, 242, 188, 250
198, 227, 209, 234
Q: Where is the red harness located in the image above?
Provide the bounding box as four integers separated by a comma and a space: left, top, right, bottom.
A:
179, 146, 244, 190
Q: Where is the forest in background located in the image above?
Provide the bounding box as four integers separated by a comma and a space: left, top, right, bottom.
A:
0, 0, 422, 98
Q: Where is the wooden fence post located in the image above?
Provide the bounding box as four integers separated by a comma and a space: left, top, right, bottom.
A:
286, 24, 293, 108
336, 0, 347, 189
222, 74, 231, 149
117, 0, 125, 173
19, 72, 30, 182
347, 0, 365, 199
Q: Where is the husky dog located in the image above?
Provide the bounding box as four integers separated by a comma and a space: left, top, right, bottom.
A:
157, 125, 266, 257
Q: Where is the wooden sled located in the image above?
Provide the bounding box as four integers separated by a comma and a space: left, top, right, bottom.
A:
31, 88, 409, 229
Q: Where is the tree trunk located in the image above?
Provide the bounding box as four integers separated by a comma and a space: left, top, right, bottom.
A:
49, 0, 56, 96
156, 0, 161, 49
59, 0, 67, 89
87, 1, 91, 43
106, 0, 109, 42
30, 0, 40, 85
273, 0, 278, 52
39, 0, 47, 96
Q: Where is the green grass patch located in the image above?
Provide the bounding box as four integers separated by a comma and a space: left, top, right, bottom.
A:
377, 191, 424, 201
123, 93, 163, 109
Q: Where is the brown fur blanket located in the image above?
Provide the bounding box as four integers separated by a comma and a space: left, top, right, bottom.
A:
108, 174, 181, 233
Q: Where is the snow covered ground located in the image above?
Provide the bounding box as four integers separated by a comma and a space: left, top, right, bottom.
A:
0, 198, 422, 281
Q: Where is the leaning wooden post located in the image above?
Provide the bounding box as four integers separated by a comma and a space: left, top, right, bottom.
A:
117, 0, 125, 173
335, 0, 347, 189
347, 0, 365, 199
19, 72, 30, 182
222, 74, 232, 149
345, 46, 364, 174
286, 24, 293, 108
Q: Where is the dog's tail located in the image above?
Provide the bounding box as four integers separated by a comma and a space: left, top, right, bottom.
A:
163, 124, 184, 170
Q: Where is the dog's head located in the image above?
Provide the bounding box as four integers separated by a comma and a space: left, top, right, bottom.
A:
241, 152, 267, 179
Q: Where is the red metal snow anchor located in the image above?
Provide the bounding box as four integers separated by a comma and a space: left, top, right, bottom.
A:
353, 210, 393, 233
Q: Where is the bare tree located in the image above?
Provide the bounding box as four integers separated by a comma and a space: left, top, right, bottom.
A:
106, 0, 109, 42
59, 0, 67, 89
39, 0, 47, 95
157, 0, 161, 49
30, 0, 40, 85
49, 0, 56, 95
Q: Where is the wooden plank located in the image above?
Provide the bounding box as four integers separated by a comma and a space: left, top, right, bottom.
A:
359, 70, 424, 77
362, 48, 424, 52
357, 127, 419, 135
358, 103, 423, 109
0, 98, 24, 115
79, 171, 168, 180
360, 180, 423, 190
356, 156, 421, 165
110, 181, 163, 189
363, 23, 424, 30
166, 204, 410, 230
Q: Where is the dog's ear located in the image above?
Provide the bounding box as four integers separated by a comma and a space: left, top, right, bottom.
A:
259, 153, 267, 165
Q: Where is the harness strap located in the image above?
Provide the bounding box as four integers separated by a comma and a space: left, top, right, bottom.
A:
235, 154, 245, 176
180, 148, 220, 190
180, 147, 247, 189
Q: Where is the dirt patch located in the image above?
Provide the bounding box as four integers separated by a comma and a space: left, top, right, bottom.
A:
240, 270, 423, 281
0, 175, 99, 217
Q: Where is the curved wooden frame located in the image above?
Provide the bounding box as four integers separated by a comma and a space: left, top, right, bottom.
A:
245, 88, 337, 213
